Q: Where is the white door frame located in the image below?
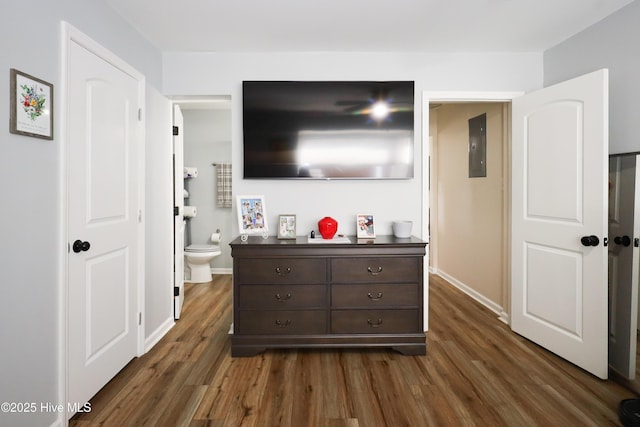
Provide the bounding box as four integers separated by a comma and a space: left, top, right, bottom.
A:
58, 22, 146, 425
421, 91, 523, 329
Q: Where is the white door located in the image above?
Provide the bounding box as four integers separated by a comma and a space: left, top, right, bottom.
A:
174, 105, 185, 319
608, 154, 640, 378
511, 69, 609, 379
67, 39, 143, 407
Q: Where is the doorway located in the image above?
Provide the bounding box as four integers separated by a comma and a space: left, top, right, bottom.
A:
171, 97, 233, 319
423, 70, 610, 380
428, 102, 510, 320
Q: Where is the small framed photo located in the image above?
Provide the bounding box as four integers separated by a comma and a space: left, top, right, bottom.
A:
278, 214, 296, 239
356, 214, 376, 239
10, 68, 54, 140
237, 195, 268, 235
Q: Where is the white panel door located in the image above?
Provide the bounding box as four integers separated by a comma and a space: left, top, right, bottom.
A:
608, 154, 640, 378
511, 69, 609, 379
174, 105, 185, 319
68, 40, 142, 406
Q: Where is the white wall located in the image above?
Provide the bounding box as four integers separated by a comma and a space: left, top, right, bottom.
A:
544, 0, 640, 155
0, 1, 164, 426
163, 52, 542, 238
183, 108, 233, 270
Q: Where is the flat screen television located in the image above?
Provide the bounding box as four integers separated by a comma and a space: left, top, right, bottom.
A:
242, 81, 415, 179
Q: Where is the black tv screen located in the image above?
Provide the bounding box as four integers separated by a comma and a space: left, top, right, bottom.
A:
242, 81, 415, 179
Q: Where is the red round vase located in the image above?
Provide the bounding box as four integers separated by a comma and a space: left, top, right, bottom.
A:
318, 216, 338, 239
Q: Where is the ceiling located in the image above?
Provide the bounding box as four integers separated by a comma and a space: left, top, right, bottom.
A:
105, 0, 634, 53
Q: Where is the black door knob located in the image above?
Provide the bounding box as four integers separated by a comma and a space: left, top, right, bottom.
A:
580, 235, 600, 247
73, 239, 91, 253
614, 235, 632, 247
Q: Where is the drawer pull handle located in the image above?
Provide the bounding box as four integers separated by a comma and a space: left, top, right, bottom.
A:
367, 292, 383, 301
275, 293, 292, 301
367, 266, 383, 275
367, 318, 383, 328
275, 266, 292, 276
275, 319, 291, 327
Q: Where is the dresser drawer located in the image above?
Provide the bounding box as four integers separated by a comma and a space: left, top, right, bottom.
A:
331, 257, 420, 283
331, 284, 419, 308
236, 310, 327, 335
331, 309, 420, 334
239, 285, 327, 309
236, 258, 327, 284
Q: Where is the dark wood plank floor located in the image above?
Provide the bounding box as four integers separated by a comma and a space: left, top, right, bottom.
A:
70, 274, 634, 426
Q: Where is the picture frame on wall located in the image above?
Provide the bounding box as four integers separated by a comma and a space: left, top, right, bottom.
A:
356, 214, 376, 239
277, 214, 296, 239
237, 195, 268, 235
10, 68, 54, 140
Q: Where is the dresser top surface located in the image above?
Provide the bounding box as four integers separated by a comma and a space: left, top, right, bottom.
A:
230, 235, 427, 248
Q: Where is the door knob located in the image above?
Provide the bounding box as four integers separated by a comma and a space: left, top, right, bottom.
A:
580, 235, 600, 247
73, 239, 91, 253
614, 235, 631, 247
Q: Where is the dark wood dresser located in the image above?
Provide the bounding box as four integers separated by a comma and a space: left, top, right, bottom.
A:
229, 235, 427, 357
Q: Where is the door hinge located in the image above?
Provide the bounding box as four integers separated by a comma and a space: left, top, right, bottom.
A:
138, 312, 142, 325
174, 287, 180, 297
173, 126, 179, 135
138, 108, 142, 121
603, 237, 608, 247
174, 206, 179, 216
138, 209, 142, 223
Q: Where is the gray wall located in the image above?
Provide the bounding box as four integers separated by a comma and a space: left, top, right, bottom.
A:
544, 0, 640, 155
183, 108, 233, 271
0, 1, 165, 426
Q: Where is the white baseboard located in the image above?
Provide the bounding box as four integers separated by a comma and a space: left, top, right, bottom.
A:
211, 267, 232, 275
144, 316, 175, 353
498, 311, 510, 325
435, 270, 504, 318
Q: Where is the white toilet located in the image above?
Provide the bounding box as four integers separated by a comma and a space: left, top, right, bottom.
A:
184, 243, 221, 283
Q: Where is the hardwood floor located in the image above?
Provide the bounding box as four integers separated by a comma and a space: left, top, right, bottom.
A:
70, 274, 634, 426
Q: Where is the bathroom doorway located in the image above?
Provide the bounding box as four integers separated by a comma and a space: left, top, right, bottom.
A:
172, 96, 232, 319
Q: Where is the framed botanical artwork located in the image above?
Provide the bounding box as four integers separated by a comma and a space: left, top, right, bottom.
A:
237, 195, 268, 235
10, 68, 54, 140
356, 214, 376, 238
277, 214, 296, 239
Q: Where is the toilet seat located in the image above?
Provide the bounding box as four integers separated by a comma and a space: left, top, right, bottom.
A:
184, 244, 222, 283
185, 244, 220, 253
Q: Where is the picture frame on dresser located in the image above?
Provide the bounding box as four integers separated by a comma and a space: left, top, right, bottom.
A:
356, 214, 376, 238
277, 214, 296, 239
237, 195, 268, 235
